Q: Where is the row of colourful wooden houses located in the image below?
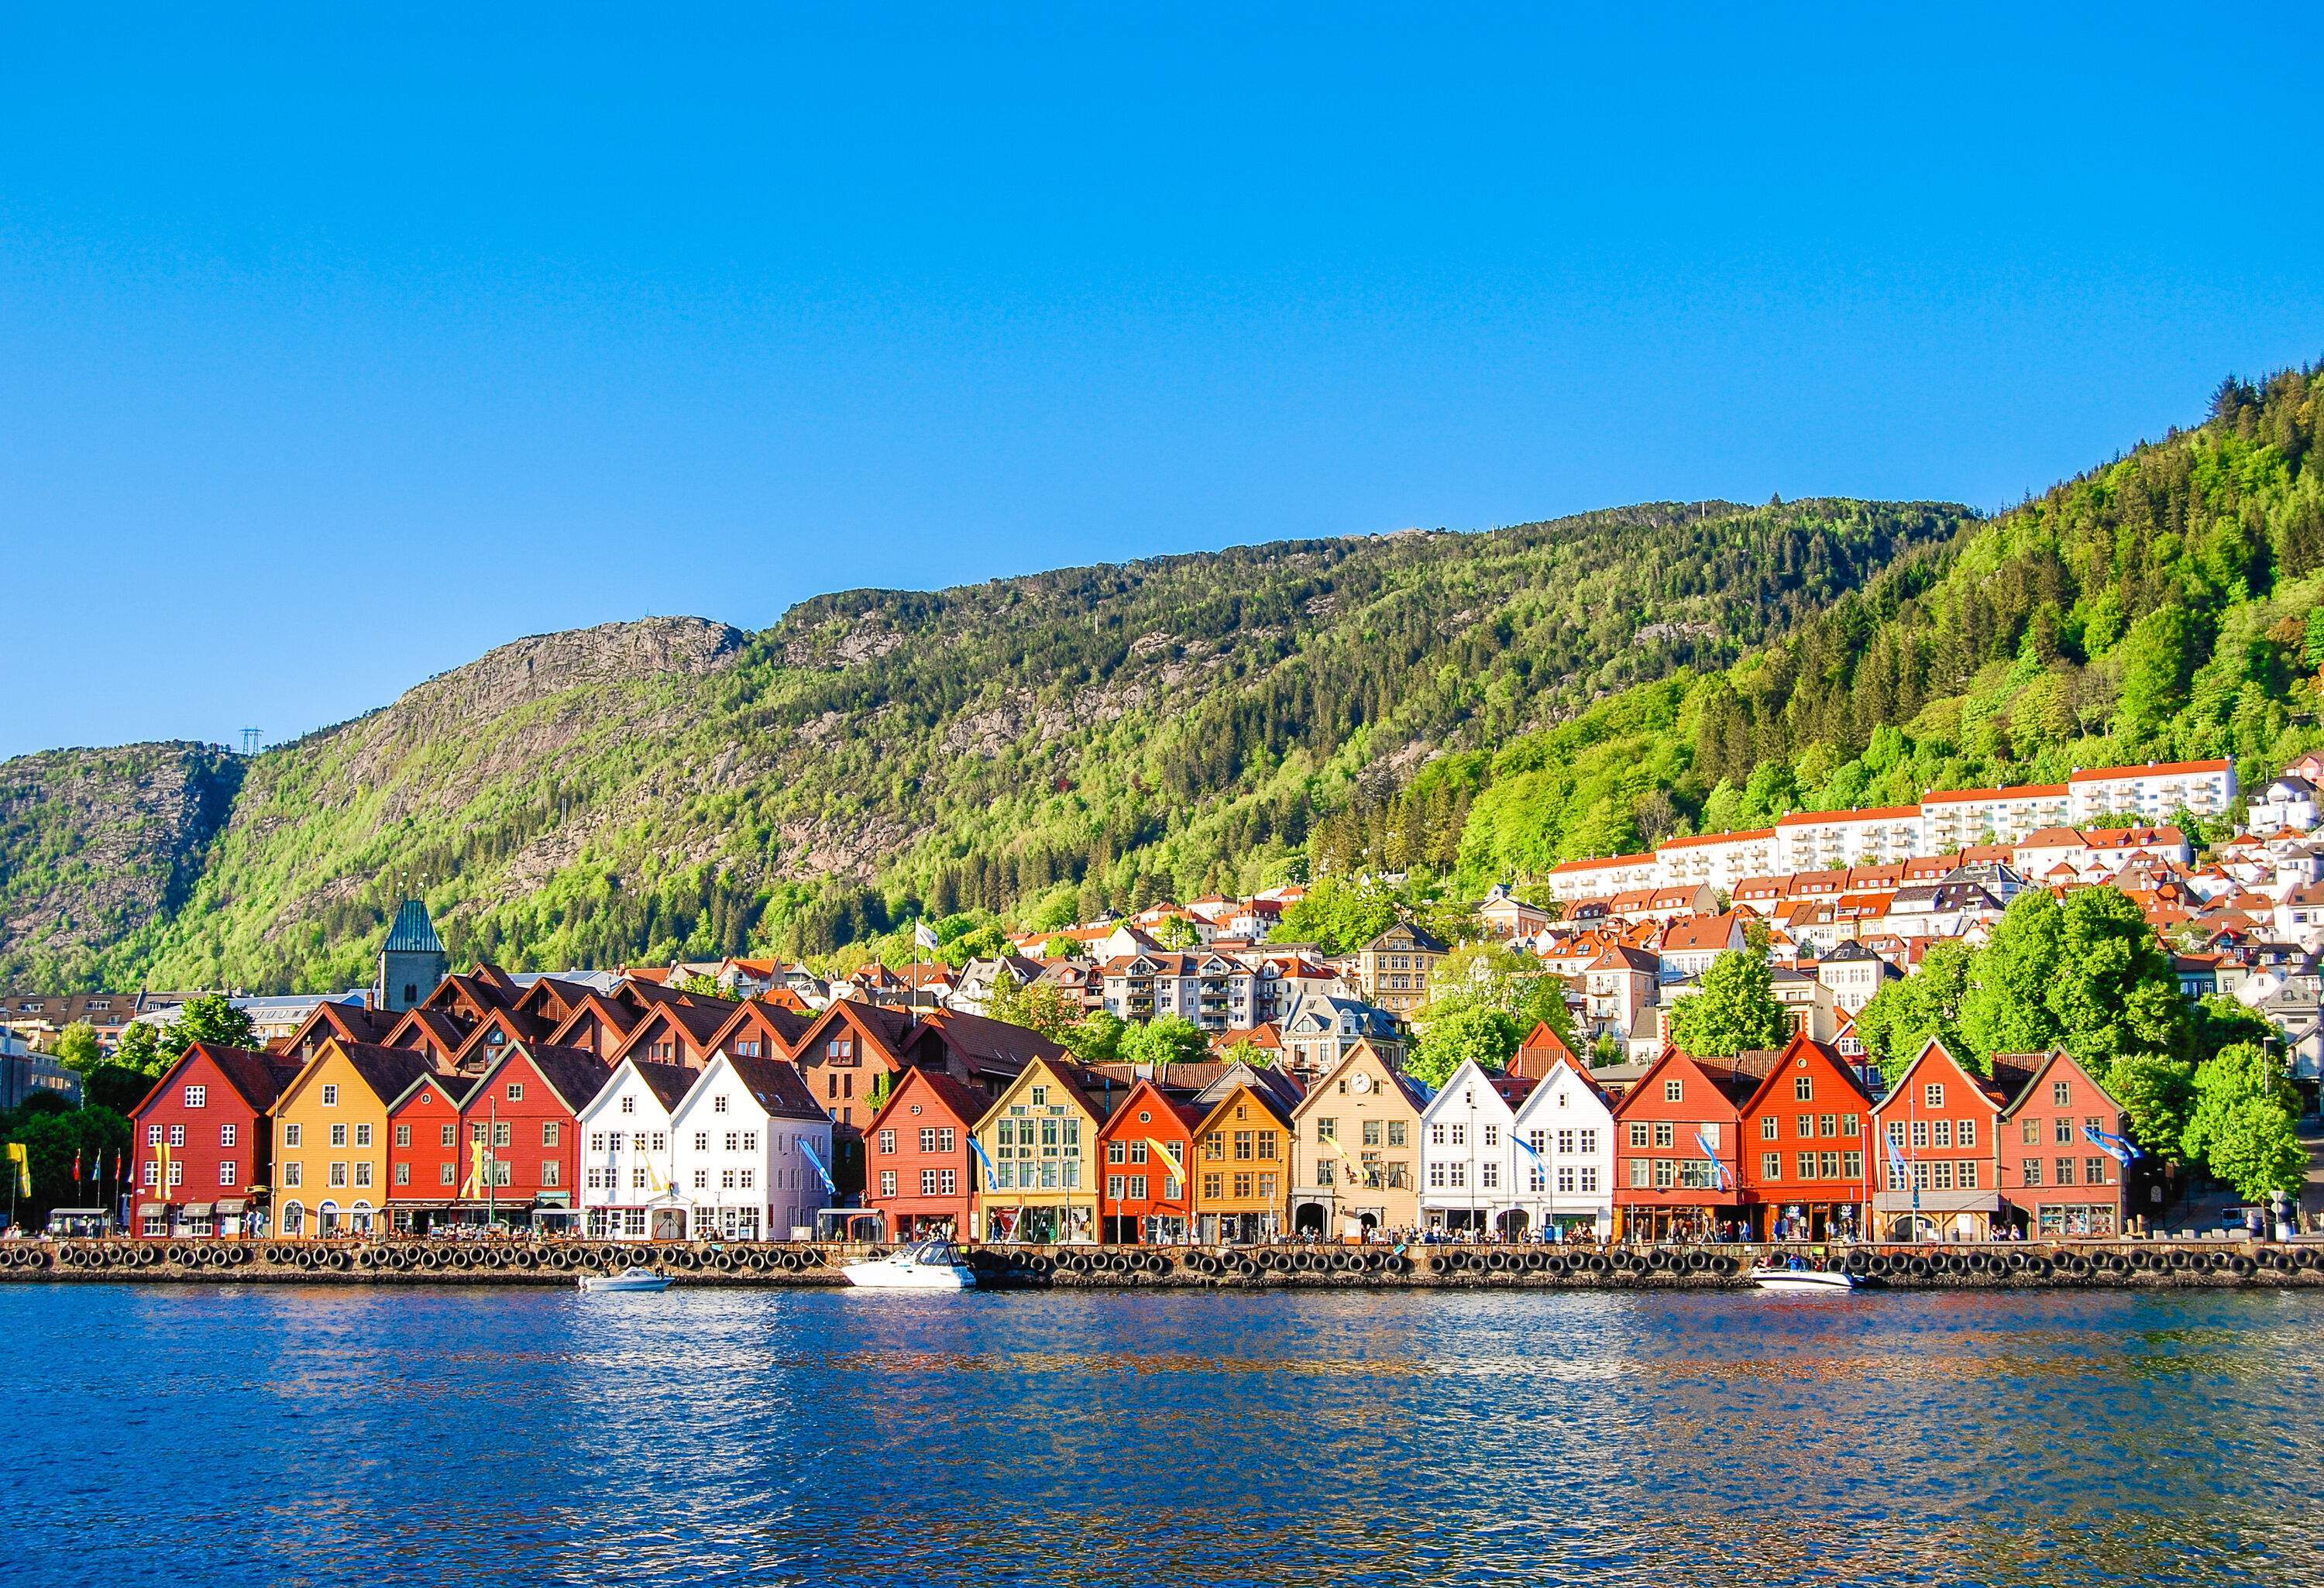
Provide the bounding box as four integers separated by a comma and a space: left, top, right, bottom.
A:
121, 962, 2136, 1246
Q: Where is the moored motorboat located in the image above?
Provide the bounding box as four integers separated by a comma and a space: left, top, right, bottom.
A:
579, 1264, 672, 1293
844, 1238, 978, 1291
1754, 1260, 1859, 1292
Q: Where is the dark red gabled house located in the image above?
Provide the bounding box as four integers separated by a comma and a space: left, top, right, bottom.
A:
1736, 1031, 1874, 1241
1995, 1049, 2130, 1238
545, 992, 645, 1060
129, 1042, 301, 1238
864, 1067, 991, 1239
1610, 1045, 1776, 1242
708, 998, 814, 1064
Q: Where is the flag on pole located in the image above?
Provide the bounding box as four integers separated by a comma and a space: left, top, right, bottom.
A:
914, 920, 940, 952
460, 1140, 490, 1198
73, 1147, 83, 1184
1883, 1129, 1910, 1190
2082, 1122, 2140, 1167
799, 1137, 838, 1196
969, 1136, 999, 1188
1143, 1138, 1185, 1177
5, 1143, 29, 1195
1692, 1129, 1733, 1191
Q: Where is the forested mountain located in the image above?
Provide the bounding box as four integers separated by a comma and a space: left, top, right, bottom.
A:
1, 497, 1963, 991
1449, 363, 2324, 885
8, 363, 2317, 995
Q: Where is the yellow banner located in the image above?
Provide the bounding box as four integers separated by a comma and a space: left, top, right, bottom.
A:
5, 1142, 26, 1195
460, 1140, 490, 1199
1143, 1137, 1184, 1177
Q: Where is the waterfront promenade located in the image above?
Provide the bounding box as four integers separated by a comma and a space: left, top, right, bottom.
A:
4, 1234, 2315, 1290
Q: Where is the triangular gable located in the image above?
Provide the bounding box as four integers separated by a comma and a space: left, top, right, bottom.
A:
1734, 1030, 1872, 1120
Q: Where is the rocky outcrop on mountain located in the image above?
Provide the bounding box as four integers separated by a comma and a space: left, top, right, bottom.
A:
0, 743, 242, 987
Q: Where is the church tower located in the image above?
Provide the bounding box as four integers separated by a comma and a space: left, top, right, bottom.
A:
376, 899, 448, 1012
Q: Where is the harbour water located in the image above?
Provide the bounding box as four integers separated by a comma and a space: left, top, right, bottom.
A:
9, 1282, 2324, 1586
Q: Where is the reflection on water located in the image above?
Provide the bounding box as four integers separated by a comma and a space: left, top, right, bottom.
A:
9, 1283, 2324, 1586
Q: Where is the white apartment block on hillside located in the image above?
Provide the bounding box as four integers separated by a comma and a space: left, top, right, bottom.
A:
2067, 760, 2236, 824
1655, 827, 1777, 893
1543, 759, 2237, 899
1774, 806, 1925, 874
1920, 784, 2070, 851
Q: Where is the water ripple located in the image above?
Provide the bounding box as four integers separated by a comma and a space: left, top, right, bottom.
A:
5, 1284, 2322, 1586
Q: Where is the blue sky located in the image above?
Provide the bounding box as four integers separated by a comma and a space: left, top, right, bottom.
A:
2, 5, 2319, 758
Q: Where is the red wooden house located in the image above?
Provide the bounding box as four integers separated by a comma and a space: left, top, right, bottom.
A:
708, 998, 813, 1063
383, 1006, 472, 1069
864, 1067, 991, 1239
387, 1071, 476, 1229
451, 1043, 610, 1228
608, 998, 736, 1071
510, 974, 604, 1032
545, 991, 646, 1060
1736, 1032, 1873, 1241
1996, 1050, 2130, 1237
129, 1042, 300, 1238
1095, 1077, 1200, 1244
1508, 1019, 1583, 1082
272, 1000, 397, 1064
1610, 1046, 1774, 1241
445, 1004, 559, 1078
1870, 1038, 2016, 1242
792, 998, 923, 1130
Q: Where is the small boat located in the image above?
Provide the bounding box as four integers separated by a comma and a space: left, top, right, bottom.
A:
844, 1238, 978, 1291
579, 1264, 672, 1294
1755, 1260, 1859, 1292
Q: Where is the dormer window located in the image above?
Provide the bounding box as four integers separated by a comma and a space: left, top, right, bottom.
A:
321, 1084, 339, 1107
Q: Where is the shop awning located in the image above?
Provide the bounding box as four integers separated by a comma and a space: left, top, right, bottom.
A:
136, 1202, 165, 1218
180, 1202, 213, 1218
215, 1199, 247, 1215
1873, 1190, 2001, 1213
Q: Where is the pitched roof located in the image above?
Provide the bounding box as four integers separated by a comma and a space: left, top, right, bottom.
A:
913, 1008, 1067, 1076
1661, 913, 1744, 953
136, 1042, 303, 1119
720, 1052, 828, 1122
2069, 758, 2232, 782
868, 1066, 996, 1133
624, 1058, 699, 1113
302, 1040, 442, 1110
383, 900, 445, 954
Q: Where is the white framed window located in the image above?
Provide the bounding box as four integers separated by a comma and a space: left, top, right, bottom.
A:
184, 1084, 207, 1109
168, 1124, 185, 1147
221, 1123, 237, 1148
218, 1160, 237, 1185
321, 1084, 339, 1107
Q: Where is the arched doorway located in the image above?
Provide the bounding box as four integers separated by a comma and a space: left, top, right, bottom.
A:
651, 1206, 688, 1241
1293, 1202, 1327, 1237
350, 1201, 374, 1235
316, 1201, 341, 1237
1496, 1208, 1530, 1240
280, 1201, 304, 1237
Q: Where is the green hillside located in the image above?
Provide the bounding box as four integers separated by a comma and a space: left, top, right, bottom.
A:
12, 362, 2316, 995
1449, 365, 2324, 884
1, 497, 1963, 991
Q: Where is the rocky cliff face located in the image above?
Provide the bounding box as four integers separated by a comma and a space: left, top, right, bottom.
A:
380, 617, 748, 727
0, 743, 242, 988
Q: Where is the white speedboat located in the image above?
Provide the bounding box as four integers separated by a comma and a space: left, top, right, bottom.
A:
1755, 1262, 1858, 1292
579, 1264, 672, 1294
844, 1238, 978, 1291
